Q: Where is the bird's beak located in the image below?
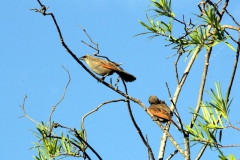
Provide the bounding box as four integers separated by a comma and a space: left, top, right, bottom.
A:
80, 55, 85, 60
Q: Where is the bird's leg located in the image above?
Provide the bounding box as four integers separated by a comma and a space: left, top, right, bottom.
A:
99, 73, 110, 82
110, 78, 113, 87
114, 76, 121, 87
101, 76, 105, 81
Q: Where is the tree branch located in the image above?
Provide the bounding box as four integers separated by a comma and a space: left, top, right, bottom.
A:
225, 9, 240, 26
158, 44, 203, 159
122, 80, 155, 160
189, 47, 212, 128
81, 99, 126, 142
49, 65, 71, 134
19, 95, 56, 136
226, 31, 240, 102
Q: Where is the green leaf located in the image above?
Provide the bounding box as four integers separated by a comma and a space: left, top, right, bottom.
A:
61, 133, 67, 151
224, 41, 236, 52
206, 124, 223, 129
219, 130, 222, 143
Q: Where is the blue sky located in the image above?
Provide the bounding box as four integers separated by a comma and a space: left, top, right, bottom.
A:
1, 0, 240, 159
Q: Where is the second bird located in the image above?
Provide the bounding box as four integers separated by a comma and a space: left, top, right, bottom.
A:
81, 54, 136, 82
148, 95, 181, 131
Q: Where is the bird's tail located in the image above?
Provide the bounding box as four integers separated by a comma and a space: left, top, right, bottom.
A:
116, 70, 136, 82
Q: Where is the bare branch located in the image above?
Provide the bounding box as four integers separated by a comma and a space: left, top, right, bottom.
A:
79, 25, 99, 56
225, 122, 240, 132
226, 31, 240, 102
174, 53, 181, 84
189, 47, 212, 128
49, 65, 71, 131
121, 79, 155, 160
165, 82, 184, 131
222, 25, 240, 31
166, 149, 178, 160
165, 82, 189, 159
225, 9, 240, 26
224, 29, 238, 44
81, 99, 126, 141
19, 95, 56, 136
219, 0, 229, 21
219, 144, 240, 148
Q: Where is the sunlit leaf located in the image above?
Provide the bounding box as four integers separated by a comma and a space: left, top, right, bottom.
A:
224, 41, 236, 52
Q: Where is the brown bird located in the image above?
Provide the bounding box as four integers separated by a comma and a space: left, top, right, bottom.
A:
80, 54, 136, 82
148, 95, 181, 130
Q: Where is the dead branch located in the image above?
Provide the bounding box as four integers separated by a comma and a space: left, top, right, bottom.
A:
49, 65, 71, 133
19, 95, 56, 136
81, 99, 126, 142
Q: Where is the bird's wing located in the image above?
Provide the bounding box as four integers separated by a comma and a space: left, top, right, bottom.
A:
149, 106, 182, 131
159, 102, 173, 117
148, 106, 172, 121
99, 59, 136, 82
100, 61, 120, 71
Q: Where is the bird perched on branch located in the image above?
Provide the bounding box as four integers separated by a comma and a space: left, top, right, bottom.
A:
80, 54, 136, 82
148, 95, 181, 131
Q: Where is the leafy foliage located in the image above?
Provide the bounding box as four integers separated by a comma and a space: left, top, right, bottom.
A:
31, 122, 86, 160
137, 0, 235, 53
186, 82, 232, 151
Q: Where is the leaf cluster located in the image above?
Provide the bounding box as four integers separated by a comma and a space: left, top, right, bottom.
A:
137, 0, 235, 54
186, 82, 233, 154
31, 122, 86, 160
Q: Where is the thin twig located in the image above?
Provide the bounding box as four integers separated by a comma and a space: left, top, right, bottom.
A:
166, 52, 178, 59
165, 82, 190, 159
19, 95, 56, 136
223, 29, 238, 44
225, 9, 240, 26
189, 47, 212, 128
165, 82, 184, 131
79, 26, 123, 64
219, 0, 229, 21
79, 25, 99, 53
166, 149, 178, 160
219, 144, 240, 148
174, 53, 182, 84
81, 99, 126, 141
122, 79, 155, 160
193, 137, 240, 148
222, 25, 240, 32
146, 135, 150, 160
225, 122, 240, 131
226, 31, 240, 102
49, 65, 71, 133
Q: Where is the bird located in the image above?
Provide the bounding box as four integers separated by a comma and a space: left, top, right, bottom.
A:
80, 54, 136, 82
148, 95, 181, 130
